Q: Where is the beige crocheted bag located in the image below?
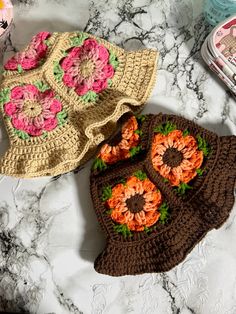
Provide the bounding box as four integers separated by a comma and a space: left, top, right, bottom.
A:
0, 31, 158, 177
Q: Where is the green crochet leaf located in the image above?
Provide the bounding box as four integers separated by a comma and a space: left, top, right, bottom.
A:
129, 145, 141, 157
81, 91, 98, 103
53, 61, 64, 83
17, 64, 23, 74
0, 68, 7, 75
39, 58, 46, 66
134, 129, 143, 136
14, 129, 30, 140
101, 185, 112, 202
144, 226, 151, 234
197, 135, 211, 157
175, 182, 192, 196
60, 49, 69, 57
57, 110, 68, 126
70, 33, 88, 46
133, 170, 147, 181
92, 157, 107, 171
34, 81, 50, 92
43, 39, 51, 47
108, 79, 113, 87
117, 178, 126, 185
109, 51, 119, 69
182, 129, 190, 137
113, 224, 132, 238
159, 202, 170, 224
42, 131, 48, 139
154, 121, 176, 135
105, 209, 113, 215
136, 114, 146, 123
163, 178, 169, 183
196, 168, 204, 176
0, 88, 10, 106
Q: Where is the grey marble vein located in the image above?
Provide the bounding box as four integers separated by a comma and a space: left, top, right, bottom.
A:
0, 0, 235, 313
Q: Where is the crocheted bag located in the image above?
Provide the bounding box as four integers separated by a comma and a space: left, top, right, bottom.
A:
90, 113, 236, 276
0, 31, 158, 177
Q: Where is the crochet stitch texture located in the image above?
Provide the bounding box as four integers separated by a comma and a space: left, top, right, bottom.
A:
0, 31, 158, 177
90, 113, 236, 276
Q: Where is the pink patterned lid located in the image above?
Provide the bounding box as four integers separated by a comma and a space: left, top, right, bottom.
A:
213, 16, 236, 69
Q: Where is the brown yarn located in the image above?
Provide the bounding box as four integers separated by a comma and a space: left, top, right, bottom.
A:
90, 113, 236, 276
163, 148, 183, 167
126, 194, 145, 213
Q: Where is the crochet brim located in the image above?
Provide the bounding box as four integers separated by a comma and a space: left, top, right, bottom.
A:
94, 207, 207, 276
91, 115, 236, 276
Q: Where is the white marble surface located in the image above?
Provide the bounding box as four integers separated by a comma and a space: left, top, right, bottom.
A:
0, 0, 236, 313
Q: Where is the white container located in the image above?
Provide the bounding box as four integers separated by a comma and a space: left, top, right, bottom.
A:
201, 15, 236, 97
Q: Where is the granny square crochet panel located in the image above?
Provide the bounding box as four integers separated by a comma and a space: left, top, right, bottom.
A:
90, 113, 236, 276
0, 31, 158, 177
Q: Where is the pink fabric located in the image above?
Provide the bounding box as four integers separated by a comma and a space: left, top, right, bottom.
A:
4, 32, 51, 71
4, 84, 63, 136
61, 38, 115, 96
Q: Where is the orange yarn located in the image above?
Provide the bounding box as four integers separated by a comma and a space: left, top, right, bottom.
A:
151, 129, 204, 186
98, 116, 140, 164
106, 175, 162, 231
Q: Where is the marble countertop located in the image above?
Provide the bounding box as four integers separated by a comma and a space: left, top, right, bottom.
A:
0, 0, 236, 313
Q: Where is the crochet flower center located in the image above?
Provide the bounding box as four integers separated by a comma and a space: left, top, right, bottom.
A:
79, 59, 95, 78
23, 100, 42, 118
126, 194, 145, 213
163, 148, 183, 168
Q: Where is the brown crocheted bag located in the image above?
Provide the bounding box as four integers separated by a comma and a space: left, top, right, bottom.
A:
90, 113, 236, 276
0, 31, 158, 177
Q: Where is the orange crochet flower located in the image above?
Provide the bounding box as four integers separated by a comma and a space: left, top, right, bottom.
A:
98, 116, 140, 164
151, 129, 204, 186
105, 174, 162, 231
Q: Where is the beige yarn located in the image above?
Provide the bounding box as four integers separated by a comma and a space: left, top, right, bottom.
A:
0, 31, 158, 178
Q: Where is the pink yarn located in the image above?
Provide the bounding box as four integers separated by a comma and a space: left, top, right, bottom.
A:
92, 80, 108, 93
69, 47, 81, 58
4, 84, 64, 137
4, 102, 17, 116
21, 58, 38, 70
11, 86, 24, 99
98, 46, 109, 63
44, 118, 58, 131
61, 38, 115, 96
12, 117, 25, 131
50, 99, 62, 113
4, 32, 51, 72
63, 73, 76, 88
75, 84, 89, 96
24, 84, 39, 96
103, 64, 114, 79
61, 58, 74, 71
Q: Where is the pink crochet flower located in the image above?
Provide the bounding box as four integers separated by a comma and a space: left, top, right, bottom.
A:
4, 84, 63, 137
61, 38, 115, 96
4, 31, 51, 71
